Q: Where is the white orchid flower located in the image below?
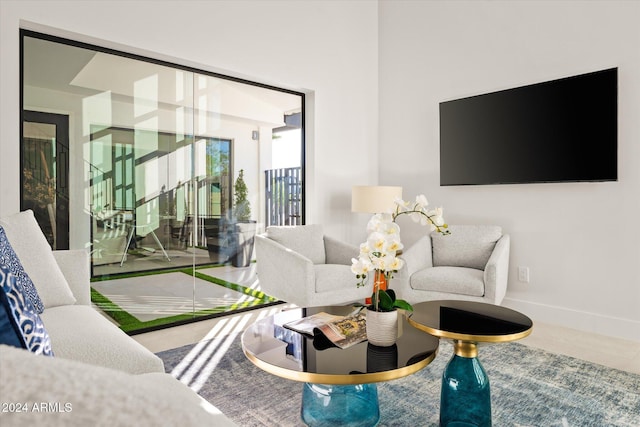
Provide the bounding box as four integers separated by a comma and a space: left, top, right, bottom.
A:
409, 211, 422, 223
366, 217, 381, 233
420, 214, 433, 227
355, 199, 448, 288
379, 213, 393, 223
360, 242, 371, 257
378, 255, 402, 271
415, 194, 429, 209
432, 215, 445, 227
426, 207, 445, 226
383, 222, 400, 236
387, 240, 404, 253
367, 213, 393, 233
387, 257, 404, 271
394, 198, 411, 212
367, 231, 387, 253
371, 256, 386, 270
351, 256, 372, 275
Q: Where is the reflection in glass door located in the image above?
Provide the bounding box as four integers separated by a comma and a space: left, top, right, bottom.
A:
89, 128, 233, 275
22, 30, 304, 333
90, 127, 201, 275
21, 111, 69, 250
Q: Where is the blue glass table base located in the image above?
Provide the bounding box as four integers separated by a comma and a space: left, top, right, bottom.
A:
301, 382, 380, 427
440, 342, 491, 427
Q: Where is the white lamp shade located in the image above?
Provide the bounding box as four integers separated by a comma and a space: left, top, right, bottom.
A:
351, 186, 403, 213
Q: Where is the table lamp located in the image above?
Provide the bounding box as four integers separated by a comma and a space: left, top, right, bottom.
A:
351, 185, 403, 214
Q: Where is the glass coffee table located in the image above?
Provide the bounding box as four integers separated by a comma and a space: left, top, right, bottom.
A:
408, 300, 533, 427
242, 305, 439, 427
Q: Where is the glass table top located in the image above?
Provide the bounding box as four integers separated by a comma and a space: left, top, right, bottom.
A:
242, 305, 439, 385
408, 300, 533, 343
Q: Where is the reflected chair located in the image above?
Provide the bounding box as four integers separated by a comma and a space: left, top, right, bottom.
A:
120, 221, 171, 266
393, 225, 510, 305
255, 225, 371, 307
170, 216, 192, 249
203, 217, 231, 264
91, 210, 131, 266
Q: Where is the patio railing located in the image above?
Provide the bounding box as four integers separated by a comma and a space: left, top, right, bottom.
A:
265, 167, 302, 226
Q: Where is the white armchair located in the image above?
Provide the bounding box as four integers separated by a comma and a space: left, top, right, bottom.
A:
255, 225, 371, 307
393, 225, 510, 305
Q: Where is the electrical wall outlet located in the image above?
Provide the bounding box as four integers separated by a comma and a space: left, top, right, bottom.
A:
518, 267, 530, 283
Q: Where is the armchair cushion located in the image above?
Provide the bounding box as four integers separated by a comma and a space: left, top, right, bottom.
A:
266, 225, 326, 264
324, 236, 358, 265
410, 266, 485, 297
40, 305, 164, 374
432, 225, 502, 270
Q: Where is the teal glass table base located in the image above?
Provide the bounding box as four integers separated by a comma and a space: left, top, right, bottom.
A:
301, 382, 380, 427
440, 342, 491, 427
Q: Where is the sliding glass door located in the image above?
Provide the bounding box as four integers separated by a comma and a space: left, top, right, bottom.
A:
21, 30, 304, 332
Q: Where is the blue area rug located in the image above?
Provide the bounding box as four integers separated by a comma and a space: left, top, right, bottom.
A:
157, 335, 640, 426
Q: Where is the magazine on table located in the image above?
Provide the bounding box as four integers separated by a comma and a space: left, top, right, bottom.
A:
284, 310, 367, 349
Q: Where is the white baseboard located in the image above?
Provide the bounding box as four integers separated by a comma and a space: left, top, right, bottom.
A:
502, 297, 640, 343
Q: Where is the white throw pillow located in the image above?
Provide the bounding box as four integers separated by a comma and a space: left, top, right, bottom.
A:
0, 211, 76, 309
267, 225, 326, 264
432, 225, 502, 270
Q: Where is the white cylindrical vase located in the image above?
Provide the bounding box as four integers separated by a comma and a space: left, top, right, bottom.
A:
366, 309, 398, 347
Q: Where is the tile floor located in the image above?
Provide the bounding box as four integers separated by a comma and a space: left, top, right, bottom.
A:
133, 304, 640, 375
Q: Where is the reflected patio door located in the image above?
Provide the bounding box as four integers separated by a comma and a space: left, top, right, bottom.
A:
21, 111, 70, 249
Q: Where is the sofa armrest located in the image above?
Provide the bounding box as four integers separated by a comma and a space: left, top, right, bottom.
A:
53, 249, 91, 306
324, 236, 359, 265
0, 345, 237, 426
483, 234, 510, 305
255, 234, 315, 306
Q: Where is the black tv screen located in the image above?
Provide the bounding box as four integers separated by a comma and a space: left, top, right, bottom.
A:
439, 68, 617, 186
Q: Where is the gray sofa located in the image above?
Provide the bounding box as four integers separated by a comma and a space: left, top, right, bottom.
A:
0, 210, 237, 426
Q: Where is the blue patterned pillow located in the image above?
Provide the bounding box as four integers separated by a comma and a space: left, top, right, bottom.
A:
0, 225, 44, 313
0, 264, 54, 356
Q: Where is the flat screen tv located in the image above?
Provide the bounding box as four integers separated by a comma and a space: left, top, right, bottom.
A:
439, 68, 617, 186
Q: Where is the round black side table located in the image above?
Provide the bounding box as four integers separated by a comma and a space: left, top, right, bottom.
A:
408, 300, 533, 427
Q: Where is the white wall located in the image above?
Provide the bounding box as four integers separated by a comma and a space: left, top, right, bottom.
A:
0, 0, 379, 241
379, 0, 640, 341
3, 0, 637, 342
